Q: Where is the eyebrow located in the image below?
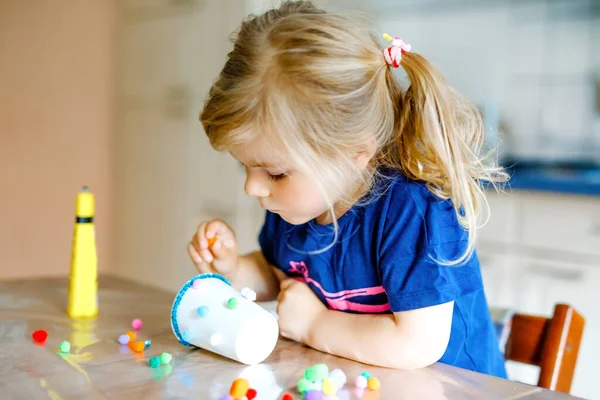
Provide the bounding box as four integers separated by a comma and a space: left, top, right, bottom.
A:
235, 158, 279, 169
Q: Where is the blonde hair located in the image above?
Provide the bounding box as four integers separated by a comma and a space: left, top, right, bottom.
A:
200, 1, 508, 265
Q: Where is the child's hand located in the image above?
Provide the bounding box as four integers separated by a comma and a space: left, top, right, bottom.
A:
277, 279, 327, 343
187, 219, 238, 278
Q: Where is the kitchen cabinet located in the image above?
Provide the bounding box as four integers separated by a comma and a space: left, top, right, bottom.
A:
478, 190, 600, 399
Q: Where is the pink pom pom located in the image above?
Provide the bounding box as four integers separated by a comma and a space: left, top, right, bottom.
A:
355, 375, 368, 389
131, 318, 142, 331
192, 280, 202, 290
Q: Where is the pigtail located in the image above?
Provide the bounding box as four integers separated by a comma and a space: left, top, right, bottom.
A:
384, 52, 508, 265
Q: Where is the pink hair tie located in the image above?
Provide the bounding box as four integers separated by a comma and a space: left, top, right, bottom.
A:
382, 33, 411, 68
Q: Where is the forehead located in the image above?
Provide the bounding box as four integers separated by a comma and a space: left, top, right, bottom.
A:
229, 137, 289, 168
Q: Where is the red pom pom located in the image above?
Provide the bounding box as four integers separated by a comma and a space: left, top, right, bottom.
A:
282, 393, 294, 400
246, 388, 257, 400
32, 330, 48, 342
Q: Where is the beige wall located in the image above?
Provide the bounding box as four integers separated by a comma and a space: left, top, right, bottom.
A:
0, 1, 115, 279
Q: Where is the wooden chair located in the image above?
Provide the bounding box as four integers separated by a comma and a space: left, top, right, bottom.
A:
505, 303, 585, 393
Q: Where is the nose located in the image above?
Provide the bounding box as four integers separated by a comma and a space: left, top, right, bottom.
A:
244, 170, 270, 198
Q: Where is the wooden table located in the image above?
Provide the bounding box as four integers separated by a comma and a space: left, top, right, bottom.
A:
0, 276, 582, 399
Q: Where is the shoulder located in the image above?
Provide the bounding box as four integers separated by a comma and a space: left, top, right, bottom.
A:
371, 169, 466, 247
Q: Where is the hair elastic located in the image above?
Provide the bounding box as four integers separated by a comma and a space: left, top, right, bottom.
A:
382, 33, 411, 68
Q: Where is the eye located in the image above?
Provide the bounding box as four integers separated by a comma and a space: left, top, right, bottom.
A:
267, 173, 288, 182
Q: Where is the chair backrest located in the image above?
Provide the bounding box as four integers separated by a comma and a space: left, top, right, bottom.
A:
505, 303, 585, 393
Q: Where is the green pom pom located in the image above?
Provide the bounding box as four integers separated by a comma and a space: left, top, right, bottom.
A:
305, 364, 329, 382
58, 341, 71, 353
297, 378, 314, 394
361, 371, 372, 380
160, 352, 172, 365
227, 297, 239, 309
149, 356, 161, 368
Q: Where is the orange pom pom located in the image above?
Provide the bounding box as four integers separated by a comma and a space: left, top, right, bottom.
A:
207, 236, 217, 247
229, 378, 249, 399
129, 340, 145, 353
126, 331, 136, 342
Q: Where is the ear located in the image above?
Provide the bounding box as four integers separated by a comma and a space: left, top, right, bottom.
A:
352, 138, 377, 170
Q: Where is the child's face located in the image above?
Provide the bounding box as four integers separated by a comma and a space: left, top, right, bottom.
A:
230, 139, 331, 225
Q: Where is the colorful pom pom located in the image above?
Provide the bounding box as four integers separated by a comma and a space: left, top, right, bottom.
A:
160, 352, 172, 365
144, 340, 152, 348
32, 330, 48, 343
305, 364, 329, 382
367, 377, 380, 391
58, 341, 71, 353
229, 378, 249, 399
246, 388, 257, 400
130, 341, 145, 352
329, 368, 347, 389
197, 305, 209, 317
355, 375, 368, 389
304, 390, 323, 400
207, 236, 217, 247
281, 394, 294, 400
118, 334, 130, 345
192, 279, 202, 290
361, 371, 372, 380
149, 356, 161, 368
227, 297, 239, 309
132, 318, 143, 331
241, 287, 257, 302
322, 378, 337, 395
126, 331, 136, 342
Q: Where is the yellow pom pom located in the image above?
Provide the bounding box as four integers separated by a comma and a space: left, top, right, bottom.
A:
382, 33, 393, 42
368, 377, 380, 391
322, 378, 337, 395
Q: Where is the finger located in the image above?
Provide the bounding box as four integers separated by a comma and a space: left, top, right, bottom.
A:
195, 222, 210, 249
187, 242, 202, 264
187, 243, 213, 273
206, 219, 236, 248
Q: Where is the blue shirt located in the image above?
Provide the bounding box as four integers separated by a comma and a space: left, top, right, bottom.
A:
259, 170, 507, 378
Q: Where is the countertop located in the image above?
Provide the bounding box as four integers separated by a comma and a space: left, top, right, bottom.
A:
0, 275, 583, 399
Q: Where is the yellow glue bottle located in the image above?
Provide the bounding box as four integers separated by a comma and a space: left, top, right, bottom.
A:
67, 186, 98, 319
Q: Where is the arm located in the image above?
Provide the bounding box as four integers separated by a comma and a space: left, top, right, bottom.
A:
307, 301, 454, 369
230, 250, 280, 302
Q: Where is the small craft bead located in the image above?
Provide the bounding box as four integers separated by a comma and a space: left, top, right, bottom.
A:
32, 330, 48, 343
246, 388, 257, 400
118, 334, 130, 345
304, 390, 323, 400
132, 318, 143, 331
58, 341, 70, 353
361, 371, 372, 380
281, 394, 294, 400
144, 340, 152, 348
305, 364, 329, 382
130, 341, 145, 352
367, 377, 380, 391
192, 279, 202, 289
355, 375, 368, 389
329, 368, 347, 389
322, 378, 337, 395
207, 236, 217, 247
229, 378, 249, 399
240, 287, 257, 302
160, 352, 172, 364
197, 305, 209, 317
149, 356, 161, 368
227, 297, 239, 309
126, 331, 136, 342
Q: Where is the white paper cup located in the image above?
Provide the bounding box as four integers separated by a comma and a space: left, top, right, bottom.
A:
170, 273, 279, 365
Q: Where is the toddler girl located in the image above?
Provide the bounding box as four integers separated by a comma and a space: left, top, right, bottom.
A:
188, 0, 508, 377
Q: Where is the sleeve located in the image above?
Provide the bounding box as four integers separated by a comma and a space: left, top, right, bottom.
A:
258, 210, 279, 267
377, 184, 483, 313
